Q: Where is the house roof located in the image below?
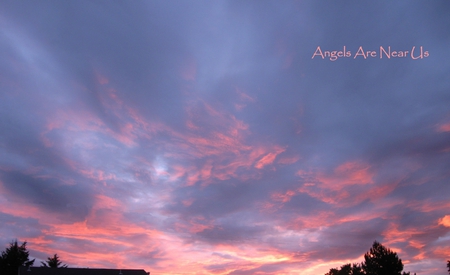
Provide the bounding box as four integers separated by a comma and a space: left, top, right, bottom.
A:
18, 267, 149, 275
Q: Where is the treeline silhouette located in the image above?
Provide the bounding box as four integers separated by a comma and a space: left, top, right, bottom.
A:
324, 241, 413, 275
1, 239, 449, 275
0, 240, 67, 275
324, 241, 448, 275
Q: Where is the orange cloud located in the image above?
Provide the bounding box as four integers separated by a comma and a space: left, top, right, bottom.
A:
438, 215, 450, 227
432, 246, 450, 258
409, 240, 425, 250
381, 222, 427, 248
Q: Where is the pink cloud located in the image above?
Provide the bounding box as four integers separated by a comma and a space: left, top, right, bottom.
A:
407, 200, 450, 213
382, 222, 423, 245
271, 190, 296, 203
437, 122, 450, 132
332, 161, 374, 185
292, 161, 400, 207
255, 147, 285, 169
277, 155, 300, 165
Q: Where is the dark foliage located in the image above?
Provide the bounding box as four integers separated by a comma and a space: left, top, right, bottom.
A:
362, 241, 404, 275
325, 263, 364, 275
447, 260, 449, 274
0, 240, 35, 275
41, 254, 68, 268
324, 241, 414, 275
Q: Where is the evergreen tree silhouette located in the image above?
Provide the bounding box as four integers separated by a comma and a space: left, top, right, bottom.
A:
324, 241, 414, 275
362, 241, 404, 275
41, 254, 68, 268
0, 240, 35, 275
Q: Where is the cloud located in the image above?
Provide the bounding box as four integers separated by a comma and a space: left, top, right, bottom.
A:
0, 170, 93, 222
438, 215, 450, 227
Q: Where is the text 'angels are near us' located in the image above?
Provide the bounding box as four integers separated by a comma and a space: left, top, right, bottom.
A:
312, 46, 429, 61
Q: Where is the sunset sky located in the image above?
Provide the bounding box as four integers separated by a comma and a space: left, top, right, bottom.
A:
1, 1, 449, 274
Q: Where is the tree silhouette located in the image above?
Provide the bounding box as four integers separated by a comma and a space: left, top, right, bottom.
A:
362, 241, 404, 275
324, 241, 414, 275
351, 264, 364, 275
447, 260, 450, 274
0, 240, 35, 275
41, 254, 68, 268
325, 263, 364, 275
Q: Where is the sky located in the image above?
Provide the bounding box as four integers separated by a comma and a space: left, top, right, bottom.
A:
0, 1, 449, 274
